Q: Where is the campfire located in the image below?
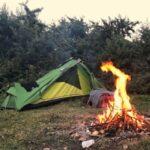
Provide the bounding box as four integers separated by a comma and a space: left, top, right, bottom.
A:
97, 61, 145, 132
70, 61, 150, 149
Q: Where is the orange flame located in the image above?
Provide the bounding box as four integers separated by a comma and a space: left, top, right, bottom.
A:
97, 61, 144, 129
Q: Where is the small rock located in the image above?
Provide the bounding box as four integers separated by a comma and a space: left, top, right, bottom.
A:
63, 146, 68, 150
99, 129, 105, 134
86, 129, 91, 134
123, 144, 128, 150
91, 130, 99, 136
71, 132, 80, 138
79, 136, 87, 141
43, 148, 50, 150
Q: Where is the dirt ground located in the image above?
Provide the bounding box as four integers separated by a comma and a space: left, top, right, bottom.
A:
0, 95, 150, 150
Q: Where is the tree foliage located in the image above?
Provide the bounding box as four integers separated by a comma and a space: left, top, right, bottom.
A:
0, 4, 149, 94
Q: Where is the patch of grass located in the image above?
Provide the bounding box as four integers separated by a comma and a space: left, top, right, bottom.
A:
0, 95, 149, 149
131, 95, 150, 114
0, 99, 96, 150
128, 139, 150, 150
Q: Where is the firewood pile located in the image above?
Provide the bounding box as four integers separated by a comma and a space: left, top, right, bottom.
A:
70, 116, 150, 149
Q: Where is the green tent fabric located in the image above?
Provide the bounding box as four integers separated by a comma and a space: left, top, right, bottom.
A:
1, 58, 105, 110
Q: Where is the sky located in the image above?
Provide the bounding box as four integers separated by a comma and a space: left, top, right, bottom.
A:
0, 0, 149, 25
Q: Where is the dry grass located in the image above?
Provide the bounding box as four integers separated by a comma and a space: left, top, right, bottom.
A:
0, 95, 149, 150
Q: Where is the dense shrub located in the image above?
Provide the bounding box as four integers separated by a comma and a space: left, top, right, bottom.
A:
0, 4, 149, 94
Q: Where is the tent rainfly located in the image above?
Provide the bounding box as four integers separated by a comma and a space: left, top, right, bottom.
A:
1, 58, 104, 110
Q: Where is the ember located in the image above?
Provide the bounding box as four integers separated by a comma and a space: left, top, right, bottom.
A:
97, 61, 145, 131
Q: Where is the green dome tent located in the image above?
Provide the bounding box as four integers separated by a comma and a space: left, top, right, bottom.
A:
1, 58, 104, 110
